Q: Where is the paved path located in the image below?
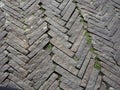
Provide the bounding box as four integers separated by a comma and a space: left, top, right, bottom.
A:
0, 0, 120, 90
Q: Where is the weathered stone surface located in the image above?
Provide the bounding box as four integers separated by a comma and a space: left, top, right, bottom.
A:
114, 49, 120, 65
46, 17, 68, 33
52, 54, 78, 75
85, 68, 100, 90
81, 58, 95, 87
101, 68, 120, 85
99, 82, 107, 90
55, 66, 81, 85
60, 82, 74, 90
52, 47, 77, 66
60, 77, 83, 90
78, 51, 92, 78
103, 76, 120, 90
66, 9, 79, 29
0, 0, 120, 90
48, 81, 59, 90
62, 3, 75, 21
39, 73, 58, 90
50, 38, 74, 57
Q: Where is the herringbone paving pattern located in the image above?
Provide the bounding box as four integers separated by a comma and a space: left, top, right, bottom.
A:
0, 0, 120, 90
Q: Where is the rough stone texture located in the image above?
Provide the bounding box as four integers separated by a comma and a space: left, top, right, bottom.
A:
0, 0, 120, 90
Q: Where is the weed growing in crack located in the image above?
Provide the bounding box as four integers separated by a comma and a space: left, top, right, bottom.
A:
90, 46, 95, 53
46, 43, 53, 51
94, 57, 101, 70
73, 56, 79, 61
84, 31, 92, 45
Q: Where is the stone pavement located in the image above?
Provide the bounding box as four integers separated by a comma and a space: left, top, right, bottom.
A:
0, 0, 120, 90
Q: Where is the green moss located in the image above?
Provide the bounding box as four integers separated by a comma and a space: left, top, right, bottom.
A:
84, 31, 92, 45
47, 43, 53, 50
80, 18, 84, 22
94, 57, 101, 70
90, 47, 95, 53
23, 25, 28, 31
73, 56, 79, 61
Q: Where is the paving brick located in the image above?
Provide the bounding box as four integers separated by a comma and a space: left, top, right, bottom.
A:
48, 31, 71, 48
71, 30, 85, 52
94, 75, 102, 90
59, 0, 69, 10
8, 60, 28, 77
0, 31, 7, 40
49, 25, 69, 40
0, 72, 9, 83
62, 3, 75, 21
33, 65, 54, 89
7, 32, 29, 49
60, 77, 83, 90
103, 76, 120, 90
60, 82, 74, 90
101, 62, 120, 78
39, 73, 58, 90
46, 12, 66, 26
28, 34, 48, 51
50, 0, 60, 7
48, 81, 59, 90
76, 45, 91, 69
68, 17, 83, 43
61, 0, 72, 16
78, 51, 92, 78
85, 68, 100, 90
55, 66, 81, 85
50, 38, 74, 57
52, 54, 78, 75
46, 17, 68, 33
99, 82, 107, 90
8, 74, 34, 90
6, 39, 28, 55
0, 0, 120, 89
27, 38, 49, 58
27, 22, 48, 45
101, 68, 120, 85
28, 51, 51, 73
7, 46, 29, 63
81, 58, 95, 87
66, 9, 79, 29
42, 0, 61, 14
8, 53, 26, 69
52, 47, 77, 66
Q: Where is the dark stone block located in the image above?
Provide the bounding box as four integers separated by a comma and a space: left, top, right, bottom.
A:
0, 87, 20, 90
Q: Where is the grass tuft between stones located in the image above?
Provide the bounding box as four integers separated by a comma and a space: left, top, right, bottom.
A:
73, 56, 79, 61
90, 46, 95, 53
84, 31, 92, 45
94, 57, 101, 70
46, 43, 53, 51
